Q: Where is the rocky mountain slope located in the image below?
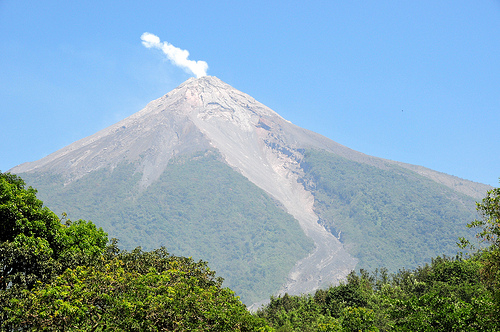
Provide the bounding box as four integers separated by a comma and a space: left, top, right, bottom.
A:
11, 76, 491, 306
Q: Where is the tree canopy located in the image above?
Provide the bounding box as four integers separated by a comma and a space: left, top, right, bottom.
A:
3, 246, 271, 331
256, 256, 499, 331
0, 172, 108, 291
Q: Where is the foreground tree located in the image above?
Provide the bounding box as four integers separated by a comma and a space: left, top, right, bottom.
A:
3, 247, 272, 331
472, 184, 500, 292
0, 172, 108, 291
459, 183, 500, 300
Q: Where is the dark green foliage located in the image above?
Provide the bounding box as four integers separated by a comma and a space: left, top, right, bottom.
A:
300, 149, 478, 272
257, 294, 324, 332
0, 172, 104, 328
20, 150, 314, 305
0, 172, 108, 291
322, 279, 368, 316
471, 184, 500, 249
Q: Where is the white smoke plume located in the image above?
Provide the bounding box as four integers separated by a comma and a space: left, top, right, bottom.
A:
141, 32, 208, 78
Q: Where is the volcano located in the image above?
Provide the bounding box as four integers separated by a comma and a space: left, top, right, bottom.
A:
11, 76, 490, 306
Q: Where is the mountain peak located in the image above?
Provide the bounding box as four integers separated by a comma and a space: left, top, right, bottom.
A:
180, 75, 224, 86
9, 76, 285, 183
163, 76, 282, 122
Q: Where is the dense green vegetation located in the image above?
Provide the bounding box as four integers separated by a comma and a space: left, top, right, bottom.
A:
0, 172, 272, 331
300, 149, 478, 272
3, 247, 271, 331
19, 150, 314, 305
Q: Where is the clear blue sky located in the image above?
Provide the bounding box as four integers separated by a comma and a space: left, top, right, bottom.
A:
1, 1, 499, 186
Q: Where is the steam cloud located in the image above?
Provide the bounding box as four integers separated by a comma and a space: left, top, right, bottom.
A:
141, 32, 208, 78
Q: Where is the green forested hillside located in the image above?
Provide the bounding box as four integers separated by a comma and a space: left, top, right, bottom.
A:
300, 149, 478, 272
257, 184, 500, 331
20, 150, 314, 305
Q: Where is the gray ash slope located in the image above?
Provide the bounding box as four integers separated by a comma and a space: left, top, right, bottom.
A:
11, 76, 491, 306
